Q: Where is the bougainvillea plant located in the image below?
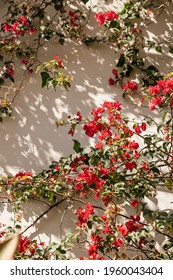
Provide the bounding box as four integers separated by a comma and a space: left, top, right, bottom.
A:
1, 75, 173, 259
0, 0, 173, 260
0, 0, 172, 121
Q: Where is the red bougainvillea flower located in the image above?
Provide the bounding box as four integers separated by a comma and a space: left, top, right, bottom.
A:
149, 96, 164, 110
95, 12, 106, 26
83, 121, 103, 137
112, 238, 123, 247
131, 199, 139, 208
19, 15, 29, 26
112, 69, 119, 79
117, 224, 128, 236
108, 77, 115, 85
3, 22, 11, 32
76, 111, 82, 121
105, 11, 119, 21
76, 203, 94, 227
134, 122, 147, 134
125, 220, 139, 232
29, 27, 37, 35
95, 11, 118, 26
6, 65, 14, 77
123, 81, 138, 92
131, 28, 141, 33
125, 161, 137, 170
15, 171, 32, 178
17, 236, 31, 253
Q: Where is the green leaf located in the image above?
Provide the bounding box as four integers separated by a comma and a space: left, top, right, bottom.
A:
81, 0, 89, 4
9, 76, 14, 83
123, 64, 133, 77
59, 38, 65, 45
146, 65, 159, 77
116, 54, 125, 67
155, 46, 162, 53
83, 36, 97, 46
35, 64, 41, 73
72, 139, 83, 153
40, 71, 50, 88
162, 111, 167, 122
54, 2, 63, 11
165, 178, 173, 190
87, 220, 93, 229
109, 21, 120, 29
169, 46, 173, 54
0, 78, 4, 85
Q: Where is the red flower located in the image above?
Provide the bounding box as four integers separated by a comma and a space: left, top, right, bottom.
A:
74, 183, 84, 191
3, 22, 11, 32
69, 11, 76, 17
125, 161, 137, 170
17, 236, 31, 253
112, 69, 119, 78
98, 128, 112, 140
29, 248, 36, 254
95, 12, 106, 26
113, 238, 123, 247
108, 77, 115, 85
123, 81, 138, 92
15, 171, 32, 178
58, 59, 63, 68
27, 67, 34, 73
20, 59, 28, 65
19, 15, 29, 26
83, 121, 103, 137
131, 28, 141, 33
134, 124, 142, 134
76, 111, 82, 121
141, 122, 147, 131
76, 203, 94, 227
130, 215, 140, 222
130, 199, 139, 208
87, 243, 98, 259
125, 220, 139, 232
105, 11, 119, 21
29, 27, 37, 35
95, 142, 103, 149
6, 65, 14, 77
124, 140, 139, 150
11, 20, 19, 32
102, 224, 113, 234
103, 101, 121, 111
117, 225, 128, 236
149, 96, 163, 110
148, 85, 160, 95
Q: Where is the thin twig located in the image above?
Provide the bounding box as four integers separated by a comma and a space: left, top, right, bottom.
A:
21, 198, 67, 235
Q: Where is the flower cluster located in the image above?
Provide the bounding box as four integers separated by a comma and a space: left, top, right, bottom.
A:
95, 11, 119, 26
123, 81, 139, 93
3, 16, 36, 38
147, 78, 173, 110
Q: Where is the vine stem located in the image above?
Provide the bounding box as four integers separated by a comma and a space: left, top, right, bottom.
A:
20, 197, 67, 235
11, 69, 27, 104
